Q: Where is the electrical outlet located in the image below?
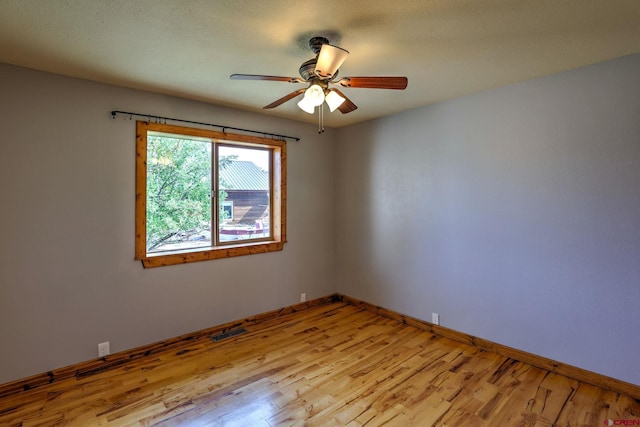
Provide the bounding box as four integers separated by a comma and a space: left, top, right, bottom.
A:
98, 341, 110, 357
432, 313, 440, 325
300, 293, 307, 302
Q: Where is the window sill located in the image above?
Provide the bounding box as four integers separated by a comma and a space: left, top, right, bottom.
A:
138, 240, 286, 268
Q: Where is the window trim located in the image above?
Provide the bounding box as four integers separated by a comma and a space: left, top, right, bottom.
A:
135, 121, 287, 268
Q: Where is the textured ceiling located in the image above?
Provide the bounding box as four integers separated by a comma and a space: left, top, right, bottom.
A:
1, 0, 639, 128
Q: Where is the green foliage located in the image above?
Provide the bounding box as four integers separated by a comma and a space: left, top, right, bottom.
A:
146, 136, 236, 251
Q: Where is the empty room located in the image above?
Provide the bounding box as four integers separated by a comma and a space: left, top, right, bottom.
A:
1, 1, 639, 426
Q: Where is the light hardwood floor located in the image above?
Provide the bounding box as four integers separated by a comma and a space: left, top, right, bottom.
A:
1, 301, 638, 426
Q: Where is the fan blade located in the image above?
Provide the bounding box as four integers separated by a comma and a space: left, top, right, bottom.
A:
336, 76, 408, 90
263, 89, 306, 109
230, 74, 305, 83
330, 89, 358, 114
315, 44, 349, 80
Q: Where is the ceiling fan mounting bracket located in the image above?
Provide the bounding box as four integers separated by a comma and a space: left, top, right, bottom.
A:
309, 36, 329, 55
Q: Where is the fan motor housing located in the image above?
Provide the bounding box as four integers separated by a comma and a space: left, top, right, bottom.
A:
299, 58, 339, 81
299, 58, 317, 81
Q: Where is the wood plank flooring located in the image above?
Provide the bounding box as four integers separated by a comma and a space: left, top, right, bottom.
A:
1, 302, 638, 426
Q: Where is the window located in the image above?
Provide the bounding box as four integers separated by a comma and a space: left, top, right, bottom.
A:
221, 201, 233, 221
135, 121, 286, 267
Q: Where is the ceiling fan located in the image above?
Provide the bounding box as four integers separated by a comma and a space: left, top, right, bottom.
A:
230, 36, 408, 123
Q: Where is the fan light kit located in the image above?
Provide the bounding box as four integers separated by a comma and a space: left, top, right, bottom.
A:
231, 36, 408, 133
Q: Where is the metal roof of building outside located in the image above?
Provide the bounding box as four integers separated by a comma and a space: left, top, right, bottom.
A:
219, 160, 268, 191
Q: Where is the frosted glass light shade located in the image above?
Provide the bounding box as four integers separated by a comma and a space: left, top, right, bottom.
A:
304, 84, 325, 106
315, 44, 349, 79
297, 97, 315, 114
325, 90, 346, 112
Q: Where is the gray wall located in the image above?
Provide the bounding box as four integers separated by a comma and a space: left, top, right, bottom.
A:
336, 54, 640, 385
2, 53, 639, 387
0, 63, 337, 384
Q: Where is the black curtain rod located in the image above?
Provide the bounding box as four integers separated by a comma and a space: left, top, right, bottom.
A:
111, 110, 300, 142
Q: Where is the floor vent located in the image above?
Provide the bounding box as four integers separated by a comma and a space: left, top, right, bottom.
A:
210, 328, 248, 342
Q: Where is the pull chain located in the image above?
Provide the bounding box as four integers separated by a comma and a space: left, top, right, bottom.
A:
318, 103, 325, 134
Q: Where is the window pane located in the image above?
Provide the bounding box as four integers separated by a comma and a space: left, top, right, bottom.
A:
218, 145, 270, 242
146, 135, 212, 253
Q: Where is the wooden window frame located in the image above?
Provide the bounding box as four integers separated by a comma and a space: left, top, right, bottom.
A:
135, 121, 287, 268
